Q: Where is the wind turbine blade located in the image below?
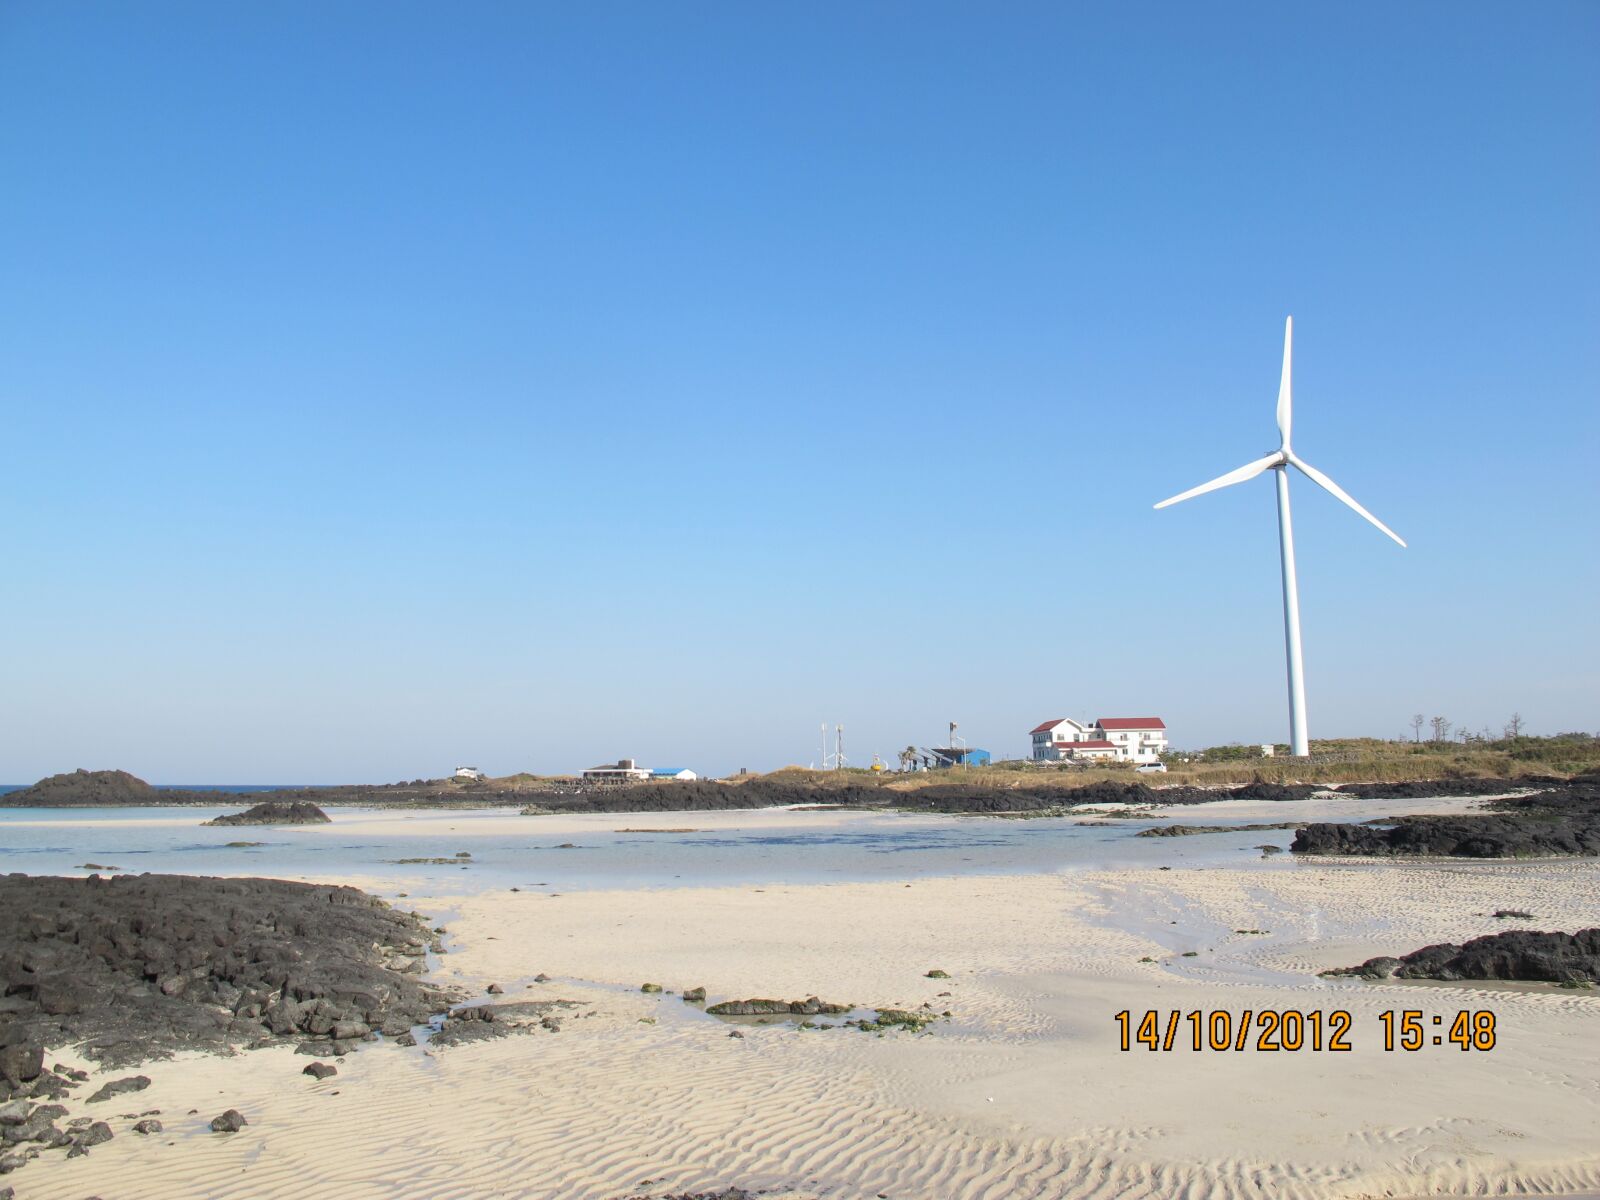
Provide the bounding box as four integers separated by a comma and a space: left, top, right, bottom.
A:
1288, 453, 1407, 547
1276, 316, 1293, 448
1154, 452, 1282, 509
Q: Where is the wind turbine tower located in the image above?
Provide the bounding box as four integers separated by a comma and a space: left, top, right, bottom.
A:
1154, 317, 1406, 757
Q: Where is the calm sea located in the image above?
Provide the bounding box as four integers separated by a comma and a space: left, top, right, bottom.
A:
0, 784, 303, 795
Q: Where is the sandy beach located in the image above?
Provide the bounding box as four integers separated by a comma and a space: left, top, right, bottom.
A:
8, 798, 1600, 1200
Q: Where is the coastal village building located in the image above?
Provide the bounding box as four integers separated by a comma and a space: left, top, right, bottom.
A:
582, 759, 653, 785
928, 747, 992, 769
582, 760, 699, 784
453, 766, 485, 780
1030, 717, 1168, 764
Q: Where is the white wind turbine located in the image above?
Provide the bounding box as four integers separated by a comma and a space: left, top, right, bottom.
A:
1154, 317, 1405, 757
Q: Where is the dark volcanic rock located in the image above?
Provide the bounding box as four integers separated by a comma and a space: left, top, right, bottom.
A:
302, 1062, 337, 1080
1291, 781, 1600, 858
132, 1118, 162, 1134
539, 778, 887, 815
705, 997, 850, 1016
1, 1109, 58, 1145
1333, 777, 1551, 800
0, 1049, 41, 1089
1137, 821, 1299, 838
0, 770, 441, 811
428, 999, 576, 1047
203, 801, 331, 827
86, 1075, 149, 1103
1293, 780, 1600, 859
1223, 781, 1323, 802
1327, 928, 1600, 983
532, 776, 1172, 816
892, 780, 1159, 813
209, 1109, 247, 1133
75, 1121, 112, 1148
0, 770, 156, 808
871, 778, 1322, 815
0, 875, 460, 1071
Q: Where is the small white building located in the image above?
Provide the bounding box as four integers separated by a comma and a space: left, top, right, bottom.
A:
582, 758, 653, 785
454, 766, 486, 781
650, 767, 698, 782
1031, 717, 1168, 764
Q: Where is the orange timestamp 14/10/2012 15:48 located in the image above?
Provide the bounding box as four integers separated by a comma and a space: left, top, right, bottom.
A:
1113, 1008, 1497, 1053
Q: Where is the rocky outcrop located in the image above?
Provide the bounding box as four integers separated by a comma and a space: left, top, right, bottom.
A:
0, 769, 156, 807
1333, 777, 1551, 799
427, 1000, 578, 1048
534, 776, 1204, 815
0, 1080, 121, 1175
202, 802, 331, 826
0, 875, 458, 1076
1224, 781, 1325, 802
5, 763, 1588, 819
705, 997, 850, 1016
85, 1075, 149, 1103
1292, 781, 1600, 858
1137, 821, 1300, 837
1326, 928, 1600, 984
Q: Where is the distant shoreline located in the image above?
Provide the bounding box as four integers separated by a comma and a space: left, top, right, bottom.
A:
0, 767, 1557, 812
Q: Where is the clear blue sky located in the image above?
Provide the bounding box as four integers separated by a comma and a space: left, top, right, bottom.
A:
1, 3, 1595, 782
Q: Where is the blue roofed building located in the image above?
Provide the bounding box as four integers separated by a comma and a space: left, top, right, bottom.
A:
650, 767, 698, 781
929, 747, 990, 769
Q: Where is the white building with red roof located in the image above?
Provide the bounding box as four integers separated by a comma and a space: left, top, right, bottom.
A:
1094, 717, 1168, 763
1030, 716, 1167, 764
1030, 718, 1109, 761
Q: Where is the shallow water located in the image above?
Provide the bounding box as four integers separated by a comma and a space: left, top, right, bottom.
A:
0, 805, 1304, 893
